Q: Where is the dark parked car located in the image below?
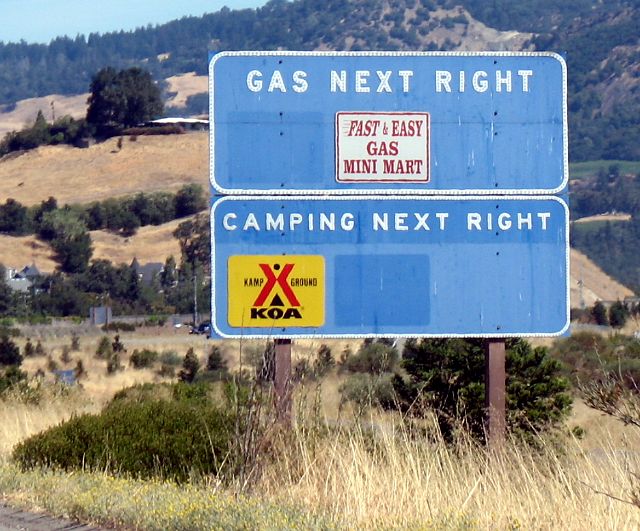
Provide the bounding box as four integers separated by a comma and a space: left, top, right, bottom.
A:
189, 321, 211, 335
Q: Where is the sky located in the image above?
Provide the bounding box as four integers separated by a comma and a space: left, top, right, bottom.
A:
0, 0, 270, 44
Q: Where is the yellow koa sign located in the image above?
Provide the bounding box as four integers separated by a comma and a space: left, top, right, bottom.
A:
228, 255, 325, 327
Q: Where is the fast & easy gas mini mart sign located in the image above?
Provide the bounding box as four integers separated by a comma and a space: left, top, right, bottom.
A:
209, 51, 567, 195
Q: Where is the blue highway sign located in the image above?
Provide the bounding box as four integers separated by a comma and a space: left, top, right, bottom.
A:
209, 51, 567, 195
211, 196, 569, 338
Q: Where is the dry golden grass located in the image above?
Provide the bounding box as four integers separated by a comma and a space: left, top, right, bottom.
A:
570, 247, 635, 307
90, 216, 190, 266
0, 234, 58, 272
0, 94, 88, 138
0, 389, 98, 457
257, 420, 640, 529
2, 332, 640, 529
165, 72, 208, 109
0, 132, 208, 206
0, 217, 188, 273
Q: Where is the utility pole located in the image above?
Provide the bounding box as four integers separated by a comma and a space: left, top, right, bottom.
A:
193, 271, 198, 326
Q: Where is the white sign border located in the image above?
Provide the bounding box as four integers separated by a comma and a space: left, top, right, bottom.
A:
210, 194, 571, 340
209, 51, 569, 196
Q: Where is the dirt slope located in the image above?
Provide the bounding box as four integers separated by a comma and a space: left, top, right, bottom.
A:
90, 217, 187, 266
569, 248, 634, 305
0, 117, 634, 305
0, 218, 185, 272
0, 133, 208, 206
165, 72, 207, 108
0, 93, 88, 138
2, 225, 633, 309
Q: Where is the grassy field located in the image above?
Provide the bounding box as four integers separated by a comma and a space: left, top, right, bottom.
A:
570, 160, 640, 180
1, 330, 640, 529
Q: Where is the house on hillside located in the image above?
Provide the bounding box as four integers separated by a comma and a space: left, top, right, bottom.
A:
145, 117, 209, 132
2, 263, 43, 293
131, 258, 164, 286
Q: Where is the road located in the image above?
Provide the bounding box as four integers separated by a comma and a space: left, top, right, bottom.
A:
0, 504, 105, 531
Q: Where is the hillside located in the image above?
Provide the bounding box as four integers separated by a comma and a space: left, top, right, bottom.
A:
90, 217, 184, 266
0, 93, 88, 139
0, 132, 207, 206
3, 221, 632, 308
0, 132, 634, 305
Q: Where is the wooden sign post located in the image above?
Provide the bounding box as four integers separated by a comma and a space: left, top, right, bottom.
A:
485, 339, 506, 448
274, 338, 293, 424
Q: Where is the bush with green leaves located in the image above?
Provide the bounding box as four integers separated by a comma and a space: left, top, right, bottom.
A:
391, 338, 572, 442
12, 383, 234, 482
178, 347, 200, 383
202, 346, 229, 382
0, 335, 22, 366
129, 348, 159, 369
339, 372, 396, 412
0, 365, 27, 394
342, 339, 398, 375
95, 336, 112, 359
550, 331, 640, 388
314, 344, 335, 377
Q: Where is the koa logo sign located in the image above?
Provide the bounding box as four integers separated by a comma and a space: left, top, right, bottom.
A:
228, 255, 324, 327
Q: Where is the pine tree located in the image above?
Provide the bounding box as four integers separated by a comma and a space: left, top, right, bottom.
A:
178, 348, 200, 383
592, 301, 609, 326
0, 335, 22, 366
392, 338, 572, 443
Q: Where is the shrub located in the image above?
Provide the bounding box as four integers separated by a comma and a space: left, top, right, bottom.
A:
0, 325, 20, 338
23, 338, 35, 357
102, 322, 136, 332
95, 336, 112, 359
130, 349, 159, 369
159, 350, 181, 366
13, 386, 234, 481
106, 352, 123, 375
121, 125, 184, 136
203, 346, 229, 381
70, 333, 80, 351
392, 338, 572, 443
60, 346, 71, 364
34, 340, 45, 357
342, 340, 398, 375
0, 335, 22, 366
313, 344, 335, 377
339, 373, 396, 411
178, 348, 200, 383
0, 365, 27, 394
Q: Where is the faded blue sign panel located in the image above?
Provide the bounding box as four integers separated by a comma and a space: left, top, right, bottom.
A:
211, 196, 569, 338
209, 51, 567, 195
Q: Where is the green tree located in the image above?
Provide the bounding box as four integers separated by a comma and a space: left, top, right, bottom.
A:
342, 340, 398, 375
591, 301, 609, 326
40, 209, 93, 273
0, 199, 31, 235
174, 184, 207, 218
314, 344, 335, 377
86, 67, 163, 134
206, 346, 227, 372
392, 338, 572, 442
173, 213, 210, 271
0, 335, 22, 366
178, 347, 200, 383
609, 300, 629, 328
160, 255, 177, 290
0, 265, 14, 316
